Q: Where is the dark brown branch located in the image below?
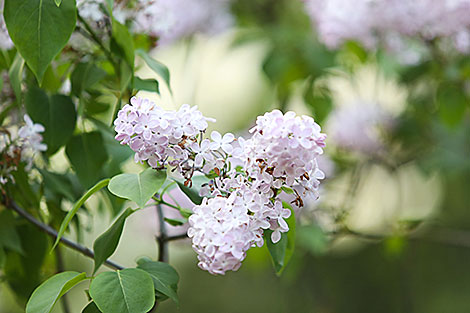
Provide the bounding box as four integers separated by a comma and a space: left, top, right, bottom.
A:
8, 200, 124, 271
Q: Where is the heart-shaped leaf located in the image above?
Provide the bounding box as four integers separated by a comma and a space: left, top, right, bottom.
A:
4, 0, 77, 83
108, 168, 166, 208
90, 268, 155, 313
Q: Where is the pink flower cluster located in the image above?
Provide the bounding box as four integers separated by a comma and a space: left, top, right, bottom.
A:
114, 98, 326, 274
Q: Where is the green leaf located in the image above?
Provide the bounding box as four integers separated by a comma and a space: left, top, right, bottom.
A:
264, 202, 296, 276
65, 132, 109, 188
133, 76, 160, 94
93, 207, 135, 274
108, 168, 166, 208
8, 53, 24, 101
111, 19, 134, 68
136, 49, 172, 93
137, 259, 179, 304
26, 271, 88, 313
54, 0, 62, 6
25, 87, 77, 155
0, 210, 23, 254
71, 62, 107, 96
52, 179, 110, 251
82, 302, 101, 313
164, 217, 187, 226
4, 0, 77, 83
437, 83, 468, 127
90, 268, 155, 313
175, 180, 203, 205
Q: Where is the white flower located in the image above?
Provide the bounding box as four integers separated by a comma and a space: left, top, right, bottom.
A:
209, 131, 234, 154
133, 0, 234, 44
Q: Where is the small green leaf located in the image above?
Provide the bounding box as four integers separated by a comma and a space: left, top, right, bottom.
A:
264, 202, 296, 276
4, 0, 77, 83
90, 268, 155, 313
54, 0, 62, 6
26, 271, 88, 313
71, 62, 107, 96
281, 186, 294, 194
111, 19, 134, 68
82, 302, 101, 313
175, 180, 203, 205
133, 76, 160, 94
8, 53, 24, 101
66, 132, 109, 188
136, 49, 172, 93
52, 179, 110, 251
26, 87, 77, 156
108, 168, 166, 208
93, 208, 135, 274
137, 259, 179, 304
164, 217, 187, 226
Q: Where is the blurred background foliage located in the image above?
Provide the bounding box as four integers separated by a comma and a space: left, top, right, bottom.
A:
1, 0, 470, 312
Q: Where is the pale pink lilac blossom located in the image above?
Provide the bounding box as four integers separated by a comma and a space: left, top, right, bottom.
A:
114, 97, 326, 274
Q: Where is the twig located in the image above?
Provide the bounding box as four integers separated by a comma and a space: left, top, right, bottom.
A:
7, 200, 124, 271
156, 203, 169, 262
166, 233, 188, 242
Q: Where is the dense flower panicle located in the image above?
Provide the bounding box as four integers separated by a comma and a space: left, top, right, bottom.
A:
133, 0, 234, 44
114, 97, 219, 179
187, 194, 263, 275
304, 0, 470, 52
245, 110, 326, 199
0, 115, 46, 185
114, 97, 326, 275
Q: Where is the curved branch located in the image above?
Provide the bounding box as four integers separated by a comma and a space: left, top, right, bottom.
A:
7, 200, 124, 271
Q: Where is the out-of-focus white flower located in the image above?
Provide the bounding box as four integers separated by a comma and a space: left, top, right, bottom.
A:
304, 0, 470, 52
325, 64, 406, 155
0, 0, 13, 50
0, 115, 46, 185
133, 0, 234, 44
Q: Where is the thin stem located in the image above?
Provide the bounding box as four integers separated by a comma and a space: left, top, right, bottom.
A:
77, 13, 117, 69
152, 196, 181, 211
166, 233, 188, 242
7, 200, 124, 271
156, 203, 169, 262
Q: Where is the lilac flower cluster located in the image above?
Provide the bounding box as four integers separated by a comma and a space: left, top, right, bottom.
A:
304, 0, 470, 53
114, 97, 326, 274
0, 115, 46, 185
